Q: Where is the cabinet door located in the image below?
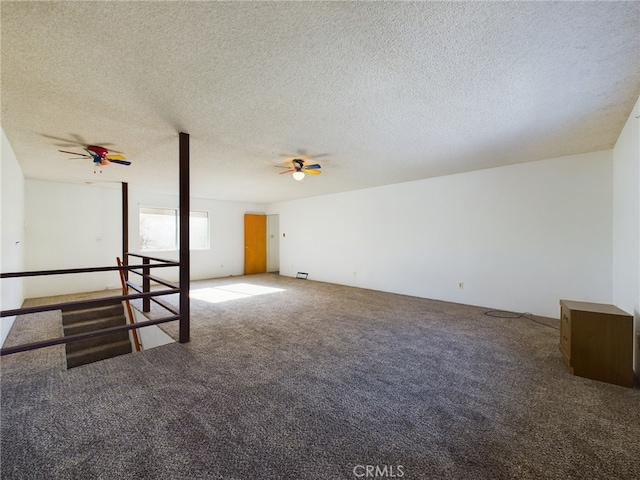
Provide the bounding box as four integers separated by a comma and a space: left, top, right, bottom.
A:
571, 311, 633, 387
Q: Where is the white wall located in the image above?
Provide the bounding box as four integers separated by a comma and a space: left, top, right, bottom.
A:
268, 151, 613, 318
267, 214, 280, 272
1, 128, 26, 346
24, 180, 122, 297
612, 95, 640, 374
24, 180, 264, 297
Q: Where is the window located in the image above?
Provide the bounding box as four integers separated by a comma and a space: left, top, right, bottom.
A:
140, 208, 176, 251
139, 207, 209, 251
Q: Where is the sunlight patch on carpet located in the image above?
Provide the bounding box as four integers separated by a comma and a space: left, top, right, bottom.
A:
190, 283, 285, 304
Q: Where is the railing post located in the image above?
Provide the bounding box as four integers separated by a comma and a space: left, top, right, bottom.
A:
122, 182, 129, 281
179, 132, 190, 343
143, 257, 150, 312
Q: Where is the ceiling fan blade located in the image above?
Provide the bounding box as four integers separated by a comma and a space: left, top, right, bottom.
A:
69, 133, 89, 145
297, 149, 331, 159
304, 169, 321, 175
107, 159, 132, 166
304, 164, 321, 170
106, 154, 127, 161
43, 134, 85, 145
59, 149, 91, 158
279, 169, 295, 174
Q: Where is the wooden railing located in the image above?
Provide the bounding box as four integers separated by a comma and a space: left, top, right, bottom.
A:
0, 253, 184, 356
117, 257, 142, 352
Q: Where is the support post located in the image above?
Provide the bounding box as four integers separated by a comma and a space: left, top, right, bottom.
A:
142, 257, 150, 313
179, 132, 190, 343
122, 182, 129, 281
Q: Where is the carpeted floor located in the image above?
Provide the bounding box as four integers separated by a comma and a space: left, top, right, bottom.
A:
1, 274, 639, 479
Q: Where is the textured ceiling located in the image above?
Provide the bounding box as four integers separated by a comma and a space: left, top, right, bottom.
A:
2, 1, 639, 204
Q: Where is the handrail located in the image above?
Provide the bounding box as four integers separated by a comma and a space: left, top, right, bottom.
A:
127, 253, 178, 263
117, 257, 142, 352
1, 315, 179, 356
0, 289, 177, 318
1, 262, 179, 279
128, 269, 179, 289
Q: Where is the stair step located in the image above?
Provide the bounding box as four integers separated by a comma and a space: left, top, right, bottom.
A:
65, 330, 131, 354
61, 300, 134, 368
66, 340, 133, 369
62, 303, 124, 326
63, 315, 127, 337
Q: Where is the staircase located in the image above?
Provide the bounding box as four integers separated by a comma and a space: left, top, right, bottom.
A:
62, 301, 133, 369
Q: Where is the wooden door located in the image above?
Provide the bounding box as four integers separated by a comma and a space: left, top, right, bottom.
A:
244, 214, 266, 275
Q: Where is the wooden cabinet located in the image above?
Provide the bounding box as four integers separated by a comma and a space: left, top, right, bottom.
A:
559, 300, 633, 388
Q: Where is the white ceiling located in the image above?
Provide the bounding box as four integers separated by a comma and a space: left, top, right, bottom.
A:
2, 1, 639, 204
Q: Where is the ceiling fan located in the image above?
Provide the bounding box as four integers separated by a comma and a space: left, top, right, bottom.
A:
59, 145, 131, 172
278, 158, 321, 181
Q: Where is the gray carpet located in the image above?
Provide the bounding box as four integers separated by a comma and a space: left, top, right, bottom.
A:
1, 274, 639, 479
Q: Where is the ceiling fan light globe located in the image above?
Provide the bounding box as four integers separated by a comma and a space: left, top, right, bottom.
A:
293, 171, 305, 181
